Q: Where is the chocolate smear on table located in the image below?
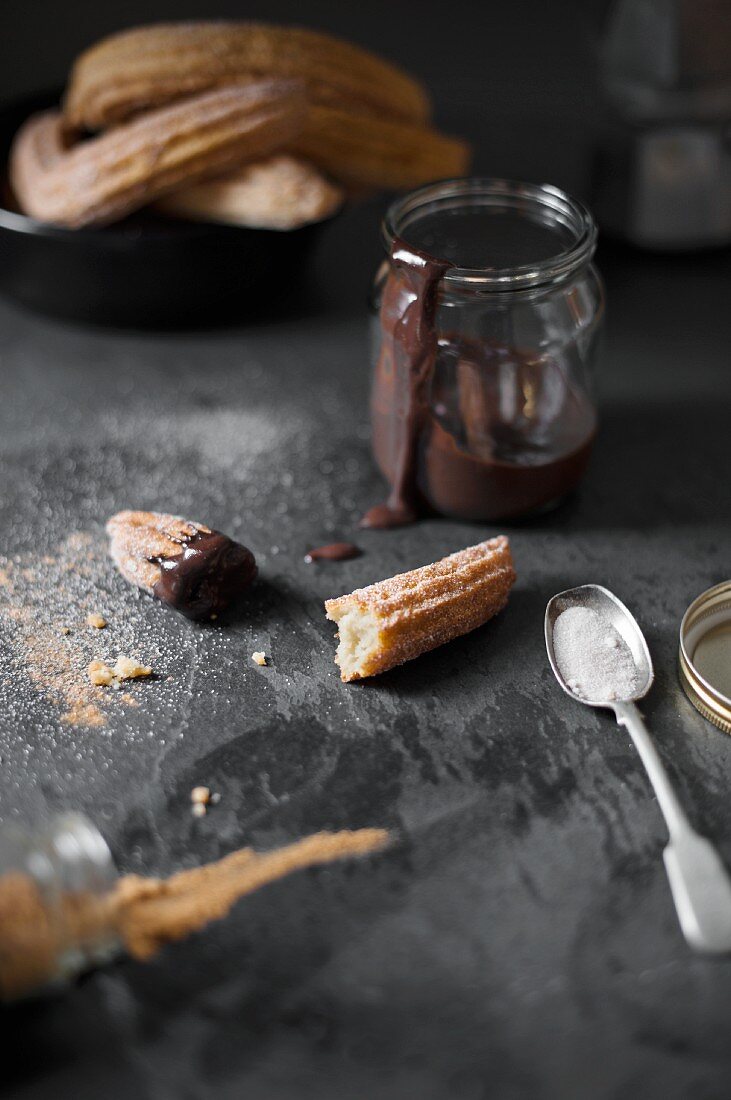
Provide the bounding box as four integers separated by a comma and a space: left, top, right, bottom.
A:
360, 237, 454, 528
304, 542, 362, 562
152, 529, 257, 620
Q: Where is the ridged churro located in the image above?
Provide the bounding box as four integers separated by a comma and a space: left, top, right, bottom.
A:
11, 81, 305, 228
325, 537, 515, 682
293, 105, 471, 190
63, 22, 430, 132
155, 154, 344, 229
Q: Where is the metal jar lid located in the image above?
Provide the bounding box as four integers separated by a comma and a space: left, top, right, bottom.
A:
679, 581, 731, 734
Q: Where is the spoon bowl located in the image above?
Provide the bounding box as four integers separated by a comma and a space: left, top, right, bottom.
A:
545, 583, 653, 707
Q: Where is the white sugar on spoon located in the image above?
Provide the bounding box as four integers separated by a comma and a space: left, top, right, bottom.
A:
552, 605, 638, 703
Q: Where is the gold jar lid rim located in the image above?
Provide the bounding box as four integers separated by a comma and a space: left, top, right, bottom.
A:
679, 580, 731, 734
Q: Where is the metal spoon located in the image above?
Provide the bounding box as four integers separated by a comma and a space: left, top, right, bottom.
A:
545, 584, 731, 954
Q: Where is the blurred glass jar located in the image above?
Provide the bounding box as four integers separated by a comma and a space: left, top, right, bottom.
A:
0, 812, 120, 1000
370, 179, 605, 521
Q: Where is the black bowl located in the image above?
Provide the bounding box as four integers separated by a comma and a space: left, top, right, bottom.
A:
0, 91, 335, 328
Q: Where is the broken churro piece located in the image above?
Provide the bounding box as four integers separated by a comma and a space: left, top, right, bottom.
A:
325, 537, 515, 682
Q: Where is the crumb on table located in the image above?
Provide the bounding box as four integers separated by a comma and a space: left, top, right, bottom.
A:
113, 656, 152, 681
86, 613, 107, 629
88, 656, 152, 687
88, 659, 116, 687
252, 651, 267, 666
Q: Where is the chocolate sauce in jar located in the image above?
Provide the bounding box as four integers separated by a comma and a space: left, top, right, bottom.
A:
367, 247, 597, 523
365, 180, 602, 525
152, 529, 257, 620
371, 336, 597, 522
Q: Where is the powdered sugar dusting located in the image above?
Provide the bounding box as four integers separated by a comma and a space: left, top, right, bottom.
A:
553, 605, 639, 703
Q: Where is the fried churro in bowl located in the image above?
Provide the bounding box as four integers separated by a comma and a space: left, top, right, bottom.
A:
0, 21, 471, 324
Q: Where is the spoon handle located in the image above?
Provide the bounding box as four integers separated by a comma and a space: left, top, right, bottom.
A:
615, 701, 731, 953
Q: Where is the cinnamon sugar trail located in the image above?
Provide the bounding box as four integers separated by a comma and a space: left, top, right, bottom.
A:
113, 828, 389, 959
0, 829, 389, 998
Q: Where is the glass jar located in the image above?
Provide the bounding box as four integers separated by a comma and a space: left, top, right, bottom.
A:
370, 179, 604, 521
0, 812, 120, 1000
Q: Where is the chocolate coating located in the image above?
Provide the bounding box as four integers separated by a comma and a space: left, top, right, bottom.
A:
152, 529, 257, 620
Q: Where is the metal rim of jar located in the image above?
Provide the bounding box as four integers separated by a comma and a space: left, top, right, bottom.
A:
678, 580, 731, 735
382, 177, 598, 291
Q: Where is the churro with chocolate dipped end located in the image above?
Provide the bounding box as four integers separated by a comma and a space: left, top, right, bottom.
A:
325, 537, 515, 682
63, 22, 430, 132
155, 155, 343, 230
11, 81, 305, 228
292, 105, 471, 190
106, 510, 257, 620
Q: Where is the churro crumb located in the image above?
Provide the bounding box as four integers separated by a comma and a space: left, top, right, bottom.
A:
86, 613, 107, 629
191, 802, 207, 818
88, 656, 152, 687
252, 651, 267, 666
88, 659, 115, 687
190, 786, 210, 805
113, 656, 152, 681
60, 626, 71, 636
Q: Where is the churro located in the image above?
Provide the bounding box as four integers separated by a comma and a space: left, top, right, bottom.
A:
325, 537, 515, 682
293, 105, 471, 190
106, 510, 257, 620
63, 22, 430, 131
11, 81, 305, 228
155, 154, 343, 229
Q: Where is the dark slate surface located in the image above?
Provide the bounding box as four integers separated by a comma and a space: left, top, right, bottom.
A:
1, 202, 731, 1100
2, 3, 731, 1098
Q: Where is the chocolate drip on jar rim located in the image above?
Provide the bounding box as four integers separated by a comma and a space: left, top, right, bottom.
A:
152, 529, 257, 620
304, 542, 362, 562
360, 237, 454, 529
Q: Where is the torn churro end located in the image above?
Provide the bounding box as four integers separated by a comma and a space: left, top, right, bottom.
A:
325, 536, 515, 682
